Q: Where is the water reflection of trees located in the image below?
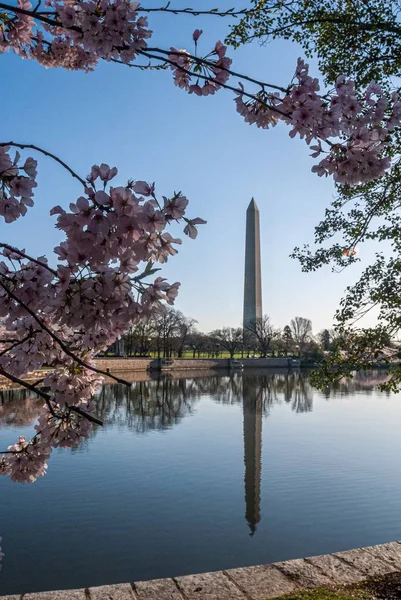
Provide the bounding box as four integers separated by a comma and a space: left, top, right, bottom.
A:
323, 370, 392, 398
211, 371, 313, 413
0, 388, 43, 428
94, 377, 203, 434
0, 369, 391, 432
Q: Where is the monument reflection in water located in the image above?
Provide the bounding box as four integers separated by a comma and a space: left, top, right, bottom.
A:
91, 370, 313, 534
243, 376, 263, 535
242, 371, 317, 534
92, 368, 389, 537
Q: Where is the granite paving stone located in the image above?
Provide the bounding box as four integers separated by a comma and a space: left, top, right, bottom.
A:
305, 554, 366, 585
134, 578, 184, 600
175, 571, 247, 600
23, 590, 86, 600
334, 548, 399, 576
89, 583, 135, 599
272, 558, 334, 588
226, 564, 300, 599
363, 542, 401, 571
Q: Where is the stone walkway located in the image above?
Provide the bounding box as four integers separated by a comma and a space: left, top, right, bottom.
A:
3, 541, 401, 600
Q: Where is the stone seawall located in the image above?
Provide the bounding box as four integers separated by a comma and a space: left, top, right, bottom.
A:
0, 358, 300, 390
4, 540, 401, 599
94, 357, 300, 373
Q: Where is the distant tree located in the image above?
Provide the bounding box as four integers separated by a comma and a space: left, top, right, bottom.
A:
187, 331, 207, 358
303, 341, 324, 363
174, 314, 197, 358
204, 333, 223, 358
242, 328, 258, 358
153, 308, 183, 358
282, 325, 294, 356
124, 319, 155, 356
319, 329, 332, 352
290, 317, 313, 357
211, 327, 243, 358
245, 315, 281, 358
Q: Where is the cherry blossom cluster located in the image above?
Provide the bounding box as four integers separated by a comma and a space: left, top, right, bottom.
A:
0, 367, 101, 482
235, 59, 401, 185
1, 0, 152, 70
0, 0, 33, 55
0, 146, 37, 223
51, 0, 151, 66
0, 155, 205, 484
0, 435, 51, 483
169, 34, 232, 97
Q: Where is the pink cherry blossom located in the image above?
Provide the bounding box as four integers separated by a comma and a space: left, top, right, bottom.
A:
193, 29, 203, 42
183, 217, 207, 239
23, 157, 37, 178
163, 194, 189, 219
133, 181, 155, 196
169, 39, 232, 97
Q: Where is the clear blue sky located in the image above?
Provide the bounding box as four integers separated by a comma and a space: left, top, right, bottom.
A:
2, 1, 374, 334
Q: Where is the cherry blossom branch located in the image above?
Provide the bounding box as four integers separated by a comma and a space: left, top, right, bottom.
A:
0, 142, 87, 187
0, 244, 58, 276
0, 5, 288, 93
0, 2, 76, 28
67, 403, 103, 425
0, 331, 40, 358
0, 366, 103, 429
139, 50, 290, 118
143, 47, 289, 93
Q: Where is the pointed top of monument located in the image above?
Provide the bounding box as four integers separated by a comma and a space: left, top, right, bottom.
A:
247, 197, 259, 212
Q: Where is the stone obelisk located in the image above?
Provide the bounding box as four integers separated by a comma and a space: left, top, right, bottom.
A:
243, 199, 262, 328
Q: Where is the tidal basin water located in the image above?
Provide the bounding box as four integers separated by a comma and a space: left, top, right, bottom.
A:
1, 369, 401, 595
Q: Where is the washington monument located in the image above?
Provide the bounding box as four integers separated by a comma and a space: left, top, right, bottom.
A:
243, 198, 262, 328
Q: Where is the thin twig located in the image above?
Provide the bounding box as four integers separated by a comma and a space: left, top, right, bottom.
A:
109, 58, 168, 70
67, 403, 103, 426
0, 366, 51, 400
0, 331, 40, 358
0, 142, 87, 187
137, 6, 252, 17
0, 243, 58, 276
0, 365, 103, 428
